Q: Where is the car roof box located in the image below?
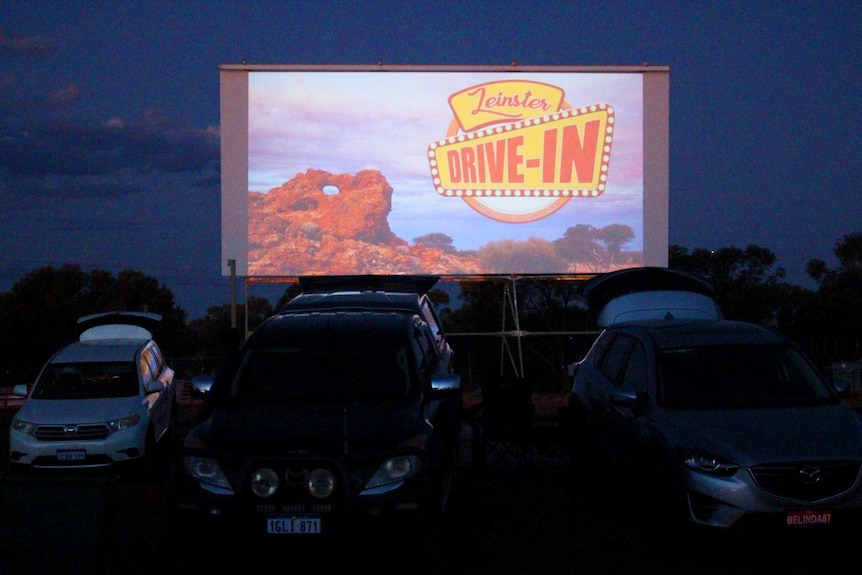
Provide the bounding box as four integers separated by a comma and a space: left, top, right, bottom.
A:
297, 274, 439, 295
581, 267, 722, 327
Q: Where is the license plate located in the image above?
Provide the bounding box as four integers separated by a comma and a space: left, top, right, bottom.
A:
266, 516, 322, 534
786, 509, 832, 527
57, 449, 86, 461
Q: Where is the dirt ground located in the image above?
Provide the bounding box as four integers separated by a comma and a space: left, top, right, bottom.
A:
2, 397, 862, 574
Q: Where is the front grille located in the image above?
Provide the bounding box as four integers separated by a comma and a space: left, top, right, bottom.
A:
750, 460, 862, 502
242, 459, 351, 514
34, 424, 111, 441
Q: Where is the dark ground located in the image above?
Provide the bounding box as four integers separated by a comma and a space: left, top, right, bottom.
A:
2, 399, 861, 575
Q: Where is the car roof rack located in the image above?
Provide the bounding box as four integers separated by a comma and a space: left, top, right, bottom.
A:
297, 274, 439, 295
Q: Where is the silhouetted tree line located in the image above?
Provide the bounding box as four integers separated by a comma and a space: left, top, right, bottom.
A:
416, 222, 638, 273
1, 233, 860, 390
440, 232, 862, 392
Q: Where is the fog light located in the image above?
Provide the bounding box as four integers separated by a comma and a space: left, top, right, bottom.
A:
308, 468, 336, 499
250, 468, 279, 497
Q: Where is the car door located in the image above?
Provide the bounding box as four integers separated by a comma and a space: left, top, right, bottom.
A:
589, 334, 650, 473
602, 336, 655, 481
581, 332, 632, 461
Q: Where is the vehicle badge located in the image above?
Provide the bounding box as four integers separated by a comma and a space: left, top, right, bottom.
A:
285, 466, 308, 488
799, 466, 822, 485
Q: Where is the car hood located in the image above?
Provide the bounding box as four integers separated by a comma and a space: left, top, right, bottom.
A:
655, 403, 862, 465
199, 397, 429, 455
15, 397, 144, 424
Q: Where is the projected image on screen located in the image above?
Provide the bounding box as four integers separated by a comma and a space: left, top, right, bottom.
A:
220, 65, 669, 278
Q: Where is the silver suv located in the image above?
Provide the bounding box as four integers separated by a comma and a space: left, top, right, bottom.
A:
9, 311, 177, 474
568, 267, 862, 534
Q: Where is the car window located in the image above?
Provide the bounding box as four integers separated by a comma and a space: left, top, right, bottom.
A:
231, 338, 416, 402
148, 343, 165, 379
32, 362, 139, 400
589, 331, 615, 370
139, 348, 154, 382
658, 344, 835, 409
410, 322, 439, 383
601, 334, 636, 387
420, 296, 444, 345
623, 341, 651, 415
622, 341, 647, 393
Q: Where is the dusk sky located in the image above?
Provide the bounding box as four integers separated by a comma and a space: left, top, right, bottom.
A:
2, 2, 860, 319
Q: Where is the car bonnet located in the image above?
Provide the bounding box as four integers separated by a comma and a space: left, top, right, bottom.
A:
15, 396, 145, 425
656, 403, 862, 466
206, 395, 428, 454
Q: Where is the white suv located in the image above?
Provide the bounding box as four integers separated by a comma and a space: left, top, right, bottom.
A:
9, 311, 177, 474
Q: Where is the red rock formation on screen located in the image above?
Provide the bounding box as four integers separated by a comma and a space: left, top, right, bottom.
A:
247, 169, 481, 276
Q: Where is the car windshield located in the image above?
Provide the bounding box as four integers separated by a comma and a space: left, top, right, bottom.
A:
230, 339, 415, 402
658, 344, 835, 409
32, 362, 139, 400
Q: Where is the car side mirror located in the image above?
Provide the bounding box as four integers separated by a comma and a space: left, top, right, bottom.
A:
611, 387, 650, 415
828, 362, 860, 397
144, 380, 166, 394
12, 383, 30, 397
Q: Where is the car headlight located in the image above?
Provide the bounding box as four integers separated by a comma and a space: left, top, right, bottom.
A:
182, 435, 232, 490
680, 448, 739, 477
184, 455, 233, 490
365, 455, 421, 491
108, 413, 141, 433
10, 417, 36, 436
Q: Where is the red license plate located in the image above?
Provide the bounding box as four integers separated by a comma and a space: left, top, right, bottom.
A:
786, 509, 832, 527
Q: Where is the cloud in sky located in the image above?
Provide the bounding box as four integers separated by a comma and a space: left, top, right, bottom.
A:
1, 1, 861, 318
0, 28, 53, 57
0, 29, 224, 317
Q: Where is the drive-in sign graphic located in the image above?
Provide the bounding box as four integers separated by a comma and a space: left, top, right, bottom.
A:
429, 79, 614, 222
219, 64, 669, 278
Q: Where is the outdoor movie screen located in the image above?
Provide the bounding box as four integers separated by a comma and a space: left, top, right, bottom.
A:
220, 64, 669, 279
